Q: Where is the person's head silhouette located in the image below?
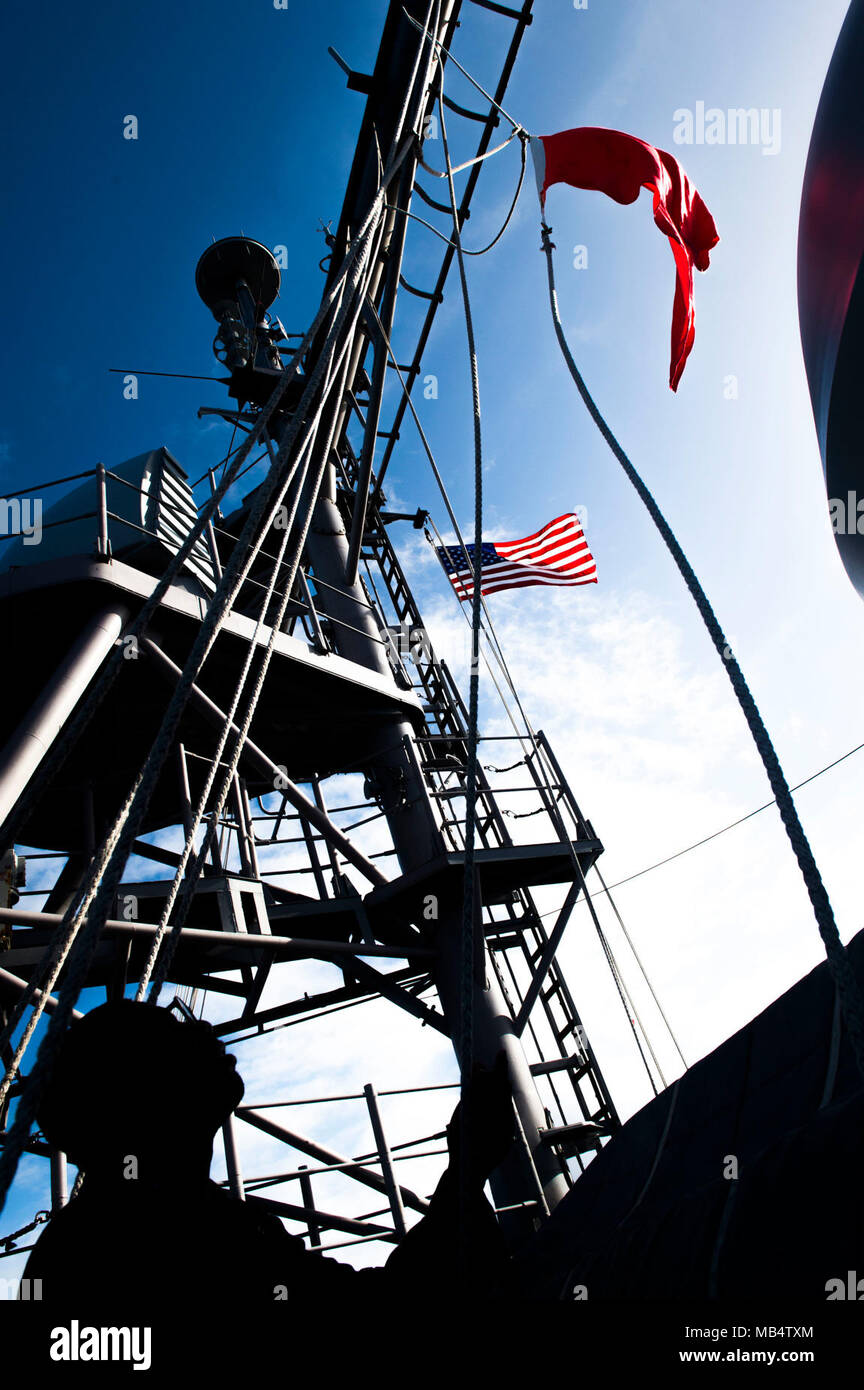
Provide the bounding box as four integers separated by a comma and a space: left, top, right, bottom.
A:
37, 1000, 244, 1182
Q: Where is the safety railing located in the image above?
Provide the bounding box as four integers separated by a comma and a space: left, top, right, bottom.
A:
223, 1076, 544, 1254
0, 464, 397, 664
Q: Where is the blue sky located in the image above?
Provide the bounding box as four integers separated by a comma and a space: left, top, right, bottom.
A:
2, 0, 863, 1274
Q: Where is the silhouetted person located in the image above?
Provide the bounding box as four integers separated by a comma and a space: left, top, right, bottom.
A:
25, 1001, 514, 1309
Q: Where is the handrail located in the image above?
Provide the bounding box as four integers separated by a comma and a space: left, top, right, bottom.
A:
0, 468, 99, 499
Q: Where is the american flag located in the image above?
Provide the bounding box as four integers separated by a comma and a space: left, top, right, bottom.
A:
435, 512, 597, 600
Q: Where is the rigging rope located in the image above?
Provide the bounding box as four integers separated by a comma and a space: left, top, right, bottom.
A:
144, 306, 360, 1000
367, 298, 675, 1095
138, 290, 356, 995
553, 737, 864, 907
0, 191, 406, 1104
439, 73, 483, 1283
401, 7, 525, 134
0, 234, 378, 1115
593, 863, 688, 1071
417, 126, 521, 179
0, 141, 407, 869
138, 430, 319, 998
386, 127, 527, 257
539, 218, 864, 1084
420, 515, 671, 1088
0, 0, 448, 1215
0, 134, 413, 1216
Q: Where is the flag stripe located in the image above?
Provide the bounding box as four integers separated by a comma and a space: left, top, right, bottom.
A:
460, 551, 596, 582
458, 572, 598, 597
494, 512, 576, 549
447, 533, 590, 572
436, 512, 597, 601
450, 559, 598, 585
496, 516, 585, 554
496, 536, 589, 566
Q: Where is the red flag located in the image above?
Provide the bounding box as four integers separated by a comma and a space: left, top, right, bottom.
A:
532, 127, 719, 390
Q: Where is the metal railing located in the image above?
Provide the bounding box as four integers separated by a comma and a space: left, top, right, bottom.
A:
226, 1076, 543, 1254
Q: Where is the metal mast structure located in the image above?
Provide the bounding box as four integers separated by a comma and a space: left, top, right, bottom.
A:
0, 0, 633, 1262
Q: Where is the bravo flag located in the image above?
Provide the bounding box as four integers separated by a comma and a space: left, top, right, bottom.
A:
435, 513, 597, 601
531, 127, 719, 390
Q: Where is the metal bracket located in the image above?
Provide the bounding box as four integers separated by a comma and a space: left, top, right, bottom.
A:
327, 46, 375, 94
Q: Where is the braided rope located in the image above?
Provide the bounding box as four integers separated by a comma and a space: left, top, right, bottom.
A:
0, 771, 144, 1114
540, 221, 864, 1083
385, 126, 526, 260
0, 179, 392, 866
0, 225, 376, 1104
0, 187, 402, 1074
0, 19, 436, 1211
135, 300, 355, 993
418, 126, 521, 179
143, 298, 363, 999
146, 0, 446, 1070
137, 432, 315, 999
140, 6, 443, 999
0, 198, 391, 1216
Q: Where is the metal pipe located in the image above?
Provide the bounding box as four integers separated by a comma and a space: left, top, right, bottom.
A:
141, 636, 388, 888
0, 966, 84, 1019
296, 566, 328, 652
303, 497, 570, 1220
176, 743, 194, 839
231, 775, 255, 878
298, 1166, 320, 1247
0, 605, 129, 834
513, 882, 580, 1035
363, 1082, 406, 1237
248, 1193, 395, 1241
206, 518, 223, 581
0, 907, 433, 960
237, 779, 261, 880
298, 783, 329, 900
95, 461, 111, 559
50, 1149, 68, 1210
222, 1113, 245, 1200
237, 1106, 429, 1214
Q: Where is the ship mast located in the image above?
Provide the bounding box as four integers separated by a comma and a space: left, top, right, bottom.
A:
0, 0, 624, 1258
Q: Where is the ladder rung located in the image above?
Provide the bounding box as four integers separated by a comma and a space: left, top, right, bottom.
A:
530, 1054, 588, 1079
468, 0, 533, 20
399, 276, 443, 303
442, 92, 498, 125
414, 182, 456, 216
